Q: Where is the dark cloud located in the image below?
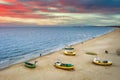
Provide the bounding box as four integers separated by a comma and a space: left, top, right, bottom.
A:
19, 0, 120, 13
19, 0, 120, 8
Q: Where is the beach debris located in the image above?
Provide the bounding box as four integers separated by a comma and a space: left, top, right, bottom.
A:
93, 58, 112, 66
86, 52, 97, 55
116, 49, 120, 56
81, 42, 84, 44
105, 50, 109, 54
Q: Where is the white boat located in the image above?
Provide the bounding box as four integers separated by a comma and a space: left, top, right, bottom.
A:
93, 58, 112, 66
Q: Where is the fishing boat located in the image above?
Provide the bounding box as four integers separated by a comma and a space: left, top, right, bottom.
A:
93, 58, 112, 66
24, 61, 37, 68
54, 60, 74, 70
64, 47, 76, 56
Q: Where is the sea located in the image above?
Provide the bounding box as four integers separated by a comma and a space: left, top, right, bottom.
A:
0, 26, 114, 69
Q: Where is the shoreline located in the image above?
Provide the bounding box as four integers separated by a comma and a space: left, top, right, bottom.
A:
0, 28, 120, 80
0, 27, 115, 70
0, 28, 116, 70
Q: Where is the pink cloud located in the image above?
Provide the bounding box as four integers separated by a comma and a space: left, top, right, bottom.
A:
0, 0, 120, 25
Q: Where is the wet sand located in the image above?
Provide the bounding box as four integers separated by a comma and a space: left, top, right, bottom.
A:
0, 28, 120, 80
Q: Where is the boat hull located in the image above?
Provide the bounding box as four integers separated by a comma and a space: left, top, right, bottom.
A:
54, 63, 74, 70
93, 58, 112, 66
24, 62, 36, 68
64, 47, 76, 56
93, 61, 112, 66
64, 51, 76, 56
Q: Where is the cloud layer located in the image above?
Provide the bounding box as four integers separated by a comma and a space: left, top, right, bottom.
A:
0, 0, 120, 26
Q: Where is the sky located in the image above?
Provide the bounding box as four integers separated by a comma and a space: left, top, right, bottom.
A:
0, 0, 120, 26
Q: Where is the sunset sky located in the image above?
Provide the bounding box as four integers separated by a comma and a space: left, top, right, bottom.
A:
0, 0, 120, 26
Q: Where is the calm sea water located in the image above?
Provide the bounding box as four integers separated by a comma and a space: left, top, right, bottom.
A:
0, 26, 114, 69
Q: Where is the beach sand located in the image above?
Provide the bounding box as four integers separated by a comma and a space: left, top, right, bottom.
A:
0, 28, 120, 80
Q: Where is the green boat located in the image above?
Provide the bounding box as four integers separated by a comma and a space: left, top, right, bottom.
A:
54, 59, 74, 70
24, 61, 37, 68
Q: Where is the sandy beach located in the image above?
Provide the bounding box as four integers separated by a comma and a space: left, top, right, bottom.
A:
0, 28, 120, 80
